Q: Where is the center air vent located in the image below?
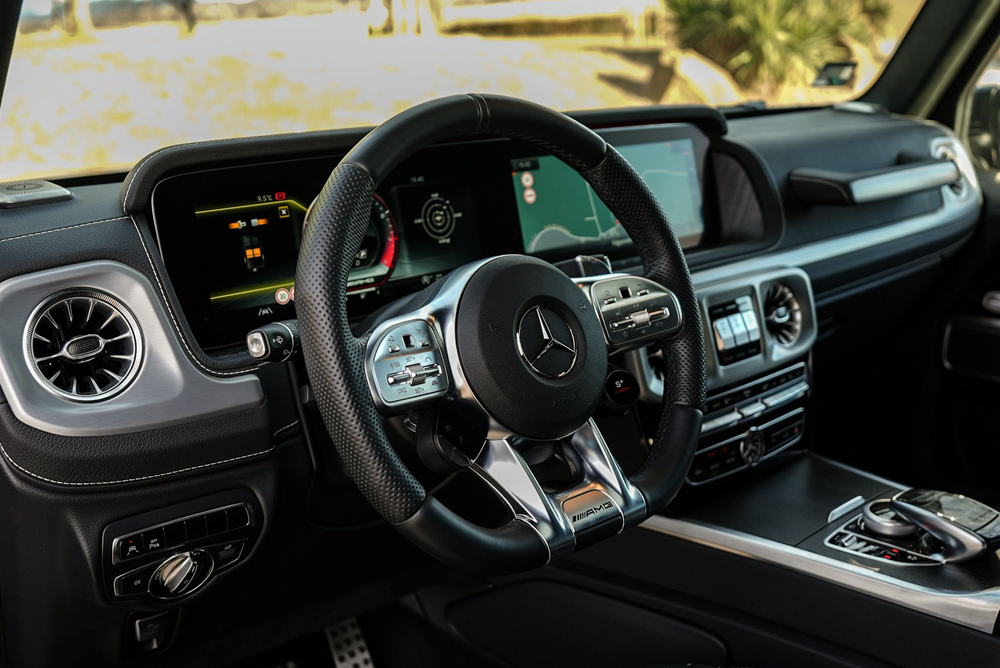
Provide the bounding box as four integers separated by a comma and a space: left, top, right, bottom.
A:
763, 283, 802, 346
25, 291, 143, 401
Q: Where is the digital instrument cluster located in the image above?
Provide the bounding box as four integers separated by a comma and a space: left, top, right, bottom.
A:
151, 124, 712, 350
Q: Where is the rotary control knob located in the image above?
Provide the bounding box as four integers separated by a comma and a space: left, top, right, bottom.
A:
149, 551, 214, 599
739, 427, 765, 466
861, 499, 918, 538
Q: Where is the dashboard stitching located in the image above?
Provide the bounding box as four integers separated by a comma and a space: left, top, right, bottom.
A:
0, 216, 128, 244
0, 420, 297, 486
122, 141, 233, 210
789, 174, 851, 203
128, 214, 259, 376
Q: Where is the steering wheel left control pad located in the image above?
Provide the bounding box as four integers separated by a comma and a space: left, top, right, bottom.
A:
369, 319, 448, 407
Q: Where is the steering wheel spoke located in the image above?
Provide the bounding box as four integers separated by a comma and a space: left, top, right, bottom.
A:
471, 419, 647, 561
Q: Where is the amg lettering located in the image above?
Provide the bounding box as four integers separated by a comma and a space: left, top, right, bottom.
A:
552, 392, 581, 408
572, 501, 614, 523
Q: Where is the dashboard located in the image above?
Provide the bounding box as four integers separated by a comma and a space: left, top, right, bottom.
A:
0, 99, 988, 668
152, 124, 710, 349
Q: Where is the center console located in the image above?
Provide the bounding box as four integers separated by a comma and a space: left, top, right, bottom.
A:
628, 267, 817, 487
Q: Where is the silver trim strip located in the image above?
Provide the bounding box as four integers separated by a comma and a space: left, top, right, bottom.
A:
828, 495, 866, 524
642, 514, 1000, 633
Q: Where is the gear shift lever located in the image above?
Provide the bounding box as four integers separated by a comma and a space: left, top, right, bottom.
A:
889, 489, 1000, 563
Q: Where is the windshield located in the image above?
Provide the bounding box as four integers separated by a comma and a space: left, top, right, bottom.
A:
2, 0, 925, 181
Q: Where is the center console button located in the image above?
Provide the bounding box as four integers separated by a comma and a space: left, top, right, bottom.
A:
738, 401, 766, 418
712, 318, 735, 350
727, 314, 749, 345
701, 411, 741, 433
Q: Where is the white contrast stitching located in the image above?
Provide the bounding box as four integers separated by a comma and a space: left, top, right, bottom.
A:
0, 420, 298, 487
129, 214, 259, 376
121, 138, 245, 209
0, 216, 128, 245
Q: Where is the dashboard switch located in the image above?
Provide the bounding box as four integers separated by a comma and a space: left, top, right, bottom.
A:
209, 540, 246, 570
134, 612, 170, 649
205, 511, 227, 536
185, 515, 208, 540
143, 527, 165, 554
742, 311, 761, 342
115, 563, 157, 597
727, 314, 749, 345
226, 506, 250, 529
163, 522, 186, 548
118, 534, 144, 561
713, 318, 735, 350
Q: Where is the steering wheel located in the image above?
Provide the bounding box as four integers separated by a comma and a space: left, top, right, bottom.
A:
296, 94, 706, 574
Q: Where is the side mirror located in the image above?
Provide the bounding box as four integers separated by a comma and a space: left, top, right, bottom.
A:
970, 85, 1000, 169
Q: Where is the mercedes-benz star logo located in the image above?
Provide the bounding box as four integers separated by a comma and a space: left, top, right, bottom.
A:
516, 306, 578, 379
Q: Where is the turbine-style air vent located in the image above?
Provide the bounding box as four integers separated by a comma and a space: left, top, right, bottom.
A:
763, 283, 802, 346
25, 291, 143, 401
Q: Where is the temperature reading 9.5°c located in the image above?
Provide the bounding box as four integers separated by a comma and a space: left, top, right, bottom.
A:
256, 192, 287, 203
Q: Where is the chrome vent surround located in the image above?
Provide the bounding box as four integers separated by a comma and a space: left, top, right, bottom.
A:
763, 283, 802, 346
24, 290, 143, 402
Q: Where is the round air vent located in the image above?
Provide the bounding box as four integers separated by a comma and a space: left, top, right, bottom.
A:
763, 283, 802, 346
24, 291, 143, 401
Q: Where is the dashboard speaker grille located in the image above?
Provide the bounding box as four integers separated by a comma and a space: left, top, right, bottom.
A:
764, 283, 802, 346
24, 290, 143, 402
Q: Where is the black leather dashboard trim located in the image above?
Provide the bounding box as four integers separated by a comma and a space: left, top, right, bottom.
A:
0, 395, 293, 487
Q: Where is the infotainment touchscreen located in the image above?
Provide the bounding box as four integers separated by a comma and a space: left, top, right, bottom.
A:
511, 138, 705, 257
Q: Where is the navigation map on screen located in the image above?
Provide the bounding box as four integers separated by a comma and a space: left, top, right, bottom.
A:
512, 140, 704, 256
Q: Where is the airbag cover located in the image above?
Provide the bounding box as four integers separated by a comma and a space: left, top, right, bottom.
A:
456, 256, 606, 439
